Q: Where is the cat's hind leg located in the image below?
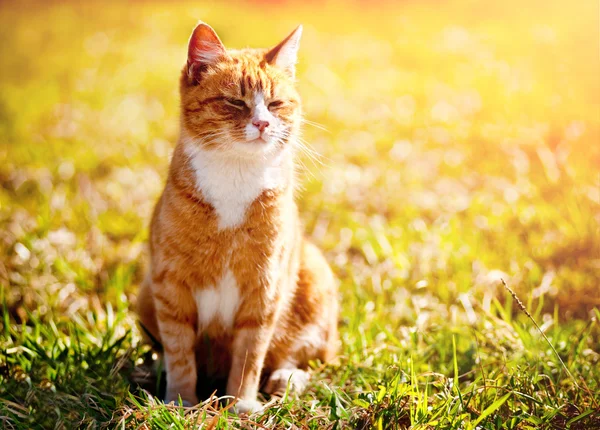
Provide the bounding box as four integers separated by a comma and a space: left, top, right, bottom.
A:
264, 241, 339, 397
264, 365, 310, 396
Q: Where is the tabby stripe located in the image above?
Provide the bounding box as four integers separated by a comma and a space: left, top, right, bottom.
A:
186, 96, 225, 113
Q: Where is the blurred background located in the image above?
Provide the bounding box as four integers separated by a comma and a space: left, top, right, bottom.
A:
1, 0, 599, 359
0, 0, 599, 427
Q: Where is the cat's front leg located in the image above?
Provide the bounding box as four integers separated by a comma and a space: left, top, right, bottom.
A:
227, 323, 276, 414
153, 281, 199, 406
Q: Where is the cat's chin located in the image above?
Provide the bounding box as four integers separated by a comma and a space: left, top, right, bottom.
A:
228, 139, 278, 158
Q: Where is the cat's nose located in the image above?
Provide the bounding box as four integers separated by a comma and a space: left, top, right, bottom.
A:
252, 119, 270, 132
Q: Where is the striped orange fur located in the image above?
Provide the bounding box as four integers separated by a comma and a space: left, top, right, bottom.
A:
136, 21, 338, 414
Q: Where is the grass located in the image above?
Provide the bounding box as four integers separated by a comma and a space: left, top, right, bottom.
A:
0, 0, 599, 428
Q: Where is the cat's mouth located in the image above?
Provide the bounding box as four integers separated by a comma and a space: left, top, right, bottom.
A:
230, 136, 276, 157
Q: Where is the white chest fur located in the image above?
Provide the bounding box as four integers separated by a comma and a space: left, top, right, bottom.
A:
184, 141, 289, 230
194, 268, 240, 330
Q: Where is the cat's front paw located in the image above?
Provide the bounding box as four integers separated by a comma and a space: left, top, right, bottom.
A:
233, 398, 263, 415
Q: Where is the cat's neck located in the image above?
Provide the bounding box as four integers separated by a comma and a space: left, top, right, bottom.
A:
176, 131, 294, 230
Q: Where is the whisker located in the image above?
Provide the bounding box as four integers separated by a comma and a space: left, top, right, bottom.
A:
301, 118, 330, 133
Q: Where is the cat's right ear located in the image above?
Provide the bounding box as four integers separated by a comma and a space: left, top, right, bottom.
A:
186, 22, 227, 83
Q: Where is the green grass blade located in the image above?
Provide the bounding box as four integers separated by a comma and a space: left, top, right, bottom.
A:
473, 392, 512, 426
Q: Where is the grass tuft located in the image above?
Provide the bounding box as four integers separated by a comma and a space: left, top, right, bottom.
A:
501, 278, 580, 390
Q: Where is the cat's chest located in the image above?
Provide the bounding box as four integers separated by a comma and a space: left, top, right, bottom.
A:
180, 144, 290, 333
186, 145, 287, 230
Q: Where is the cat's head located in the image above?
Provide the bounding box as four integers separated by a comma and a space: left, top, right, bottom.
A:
180, 22, 303, 158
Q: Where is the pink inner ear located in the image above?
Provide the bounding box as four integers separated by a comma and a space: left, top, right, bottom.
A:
265, 25, 302, 76
187, 23, 226, 67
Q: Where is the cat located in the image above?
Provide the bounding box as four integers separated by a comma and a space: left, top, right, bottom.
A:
136, 21, 339, 414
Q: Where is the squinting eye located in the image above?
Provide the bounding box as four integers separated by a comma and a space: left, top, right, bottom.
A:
226, 98, 246, 108
268, 100, 284, 109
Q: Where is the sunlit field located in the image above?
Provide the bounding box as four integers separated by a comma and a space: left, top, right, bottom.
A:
1, 0, 599, 428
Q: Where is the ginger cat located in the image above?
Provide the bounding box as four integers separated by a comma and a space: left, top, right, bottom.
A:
136, 22, 338, 414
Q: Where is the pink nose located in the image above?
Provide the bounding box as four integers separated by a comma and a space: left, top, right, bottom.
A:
252, 119, 270, 132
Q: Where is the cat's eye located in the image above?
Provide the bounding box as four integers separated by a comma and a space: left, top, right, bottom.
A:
227, 98, 246, 108
268, 100, 284, 110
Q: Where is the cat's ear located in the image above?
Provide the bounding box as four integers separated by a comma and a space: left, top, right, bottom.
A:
187, 22, 227, 79
265, 25, 303, 78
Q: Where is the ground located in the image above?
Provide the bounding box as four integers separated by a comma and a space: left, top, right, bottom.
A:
0, 0, 599, 429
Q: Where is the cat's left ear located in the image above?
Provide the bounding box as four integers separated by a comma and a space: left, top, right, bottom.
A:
265, 25, 303, 78
187, 21, 227, 81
